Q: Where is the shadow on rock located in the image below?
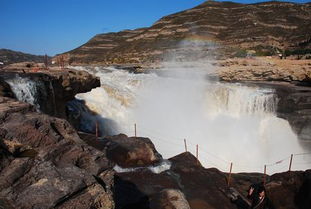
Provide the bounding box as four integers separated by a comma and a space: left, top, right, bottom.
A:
114, 175, 149, 209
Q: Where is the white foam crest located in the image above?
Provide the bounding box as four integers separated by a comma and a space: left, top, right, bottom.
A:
6, 76, 42, 109
204, 83, 278, 118
73, 66, 156, 134
72, 65, 311, 174
113, 160, 172, 174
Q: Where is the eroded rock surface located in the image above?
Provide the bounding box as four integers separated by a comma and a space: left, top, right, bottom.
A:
150, 189, 191, 209
104, 134, 162, 168
0, 97, 114, 209
112, 151, 311, 209
0, 66, 100, 125
217, 57, 311, 83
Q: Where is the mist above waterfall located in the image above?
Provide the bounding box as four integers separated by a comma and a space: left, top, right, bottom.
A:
72, 64, 310, 174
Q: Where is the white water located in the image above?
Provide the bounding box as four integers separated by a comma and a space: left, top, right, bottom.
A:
72, 65, 310, 174
113, 160, 172, 174
6, 75, 43, 110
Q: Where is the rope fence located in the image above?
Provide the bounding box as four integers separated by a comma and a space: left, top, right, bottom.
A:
132, 123, 311, 174
97, 121, 311, 182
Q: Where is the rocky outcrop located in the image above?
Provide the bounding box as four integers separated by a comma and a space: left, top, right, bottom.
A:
0, 96, 114, 209
274, 83, 311, 141
150, 189, 191, 209
0, 65, 100, 123
58, 1, 311, 65
79, 133, 163, 168
1, 95, 310, 209
217, 57, 311, 83
268, 170, 311, 209
104, 134, 162, 168
112, 151, 311, 209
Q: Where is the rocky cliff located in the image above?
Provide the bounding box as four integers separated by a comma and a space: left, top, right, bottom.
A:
0, 96, 115, 209
58, 1, 311, 65
0, 64, 100, 124
0, 94, 310, 209
217, 57, 311, 83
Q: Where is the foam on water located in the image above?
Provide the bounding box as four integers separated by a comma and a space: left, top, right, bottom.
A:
6, 75, 43, 110
71, 65, 311, 174
113, 160, 172, 174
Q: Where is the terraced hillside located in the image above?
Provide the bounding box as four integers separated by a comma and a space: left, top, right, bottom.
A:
59, 1, 311, 65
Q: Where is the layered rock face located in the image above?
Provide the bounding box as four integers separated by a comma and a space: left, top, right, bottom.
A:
217, 57, 311, 83
0, 65, 100, 123
0, 94, 310, 209
0, 97, 114, 209
58, 1, 311, 65
275, 83, 311, 141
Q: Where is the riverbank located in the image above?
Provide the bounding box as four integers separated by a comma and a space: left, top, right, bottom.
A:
216, 57, 311, 84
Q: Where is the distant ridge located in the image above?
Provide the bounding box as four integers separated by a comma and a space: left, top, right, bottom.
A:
0, 49, 47, 65
58, 1, 311, 65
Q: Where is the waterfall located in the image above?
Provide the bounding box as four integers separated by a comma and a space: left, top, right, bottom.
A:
204, 84, 278, 118
6, 75, 43, 110
71, 66, 311, 173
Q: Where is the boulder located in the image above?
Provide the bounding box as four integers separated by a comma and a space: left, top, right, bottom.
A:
150, 189, 191, 209
169, 152, 235, 209
114, 167, 179, 209
105, 134, 162, 168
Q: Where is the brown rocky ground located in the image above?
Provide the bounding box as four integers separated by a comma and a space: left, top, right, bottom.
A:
216, 57, 311, 83
0, 96, 114, 209
0, 96, 164, 209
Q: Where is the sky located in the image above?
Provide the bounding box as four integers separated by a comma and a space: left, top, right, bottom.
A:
1, 0, 310, 56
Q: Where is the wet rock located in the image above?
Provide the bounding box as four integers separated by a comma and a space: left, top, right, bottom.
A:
275, 84, 311, 141
105, 134, 162, 168
0, 68, 100, 126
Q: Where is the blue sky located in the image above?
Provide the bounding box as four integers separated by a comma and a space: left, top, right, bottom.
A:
0, 0, 309, 56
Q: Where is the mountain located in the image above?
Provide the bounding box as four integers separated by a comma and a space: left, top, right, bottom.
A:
58, 1, 311, 65
0, 49, 47, 65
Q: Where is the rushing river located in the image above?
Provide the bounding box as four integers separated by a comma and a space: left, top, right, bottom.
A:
6, 64, 310, 174
69, 65, 310, 174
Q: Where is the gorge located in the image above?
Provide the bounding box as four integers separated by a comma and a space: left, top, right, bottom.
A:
1, 1, 311, 209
